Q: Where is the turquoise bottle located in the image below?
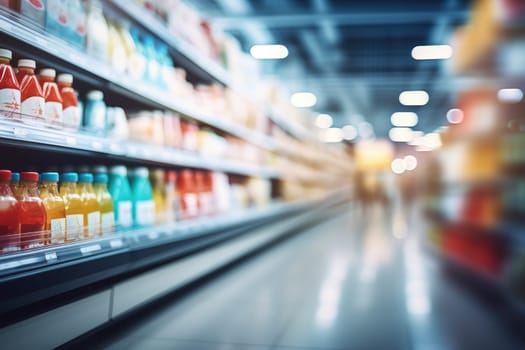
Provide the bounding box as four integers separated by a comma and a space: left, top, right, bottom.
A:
108, 165, 133, 229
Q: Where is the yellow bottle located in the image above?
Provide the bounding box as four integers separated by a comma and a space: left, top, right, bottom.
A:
93, 173, 114, 235
150, 168, 165, 224
59, 173, 84, 241
39, 172, 66, 244
78, 173, 101, 239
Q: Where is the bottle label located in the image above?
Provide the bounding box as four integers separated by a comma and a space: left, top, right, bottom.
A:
101, 212, 114, 235
50, 217, 66, 244
21, 96, 45, 119
45, 101, 63, 124
87, 211, 100, 238
63, 105, 80, 129
66, 213, 83, 241
0, 88, 21, 115
136, 200, 155, 226
118, 201, 132, 228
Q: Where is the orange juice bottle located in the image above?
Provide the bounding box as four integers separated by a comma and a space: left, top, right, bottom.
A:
78, 173, 100, 239
93, 173, 114, 236
59, 172, 84, 241
39, 172, 66, 244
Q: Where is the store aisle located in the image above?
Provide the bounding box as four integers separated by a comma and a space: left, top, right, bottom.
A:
74, 204, 524, 350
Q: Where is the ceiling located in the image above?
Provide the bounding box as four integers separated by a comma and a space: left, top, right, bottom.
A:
191, 0, 473, 139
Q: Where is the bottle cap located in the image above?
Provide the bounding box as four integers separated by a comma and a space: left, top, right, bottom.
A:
11, 172, 19, 182
87, 90, 104, 100
79, 173, 94, 183
134, 167, 149, 178
40, 172, 59, 182
57, 73, 73, 84
0, 169, 12, 181
0, 49, 12, 60
94, 173, 108, 183
92, 165, 108, 174
18, 59, 36, 69
39, 68, 56, 78
110, 165, 127, 176
21, 172, 39, 182
61, 172, 78, 182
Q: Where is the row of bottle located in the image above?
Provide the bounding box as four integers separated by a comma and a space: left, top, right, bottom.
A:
0, 48, 125, 134
0, 170, 114, 253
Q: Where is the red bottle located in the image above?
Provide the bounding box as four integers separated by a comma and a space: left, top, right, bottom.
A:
178, 170, 198, 219
17, 59, 45, 120
0, 48, 21, 117
18, 172, 47, 249
0, 170, 20, 253
57, 73, 81, 130
38, 68, 63, 126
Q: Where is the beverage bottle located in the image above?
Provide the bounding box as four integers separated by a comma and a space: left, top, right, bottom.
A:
93, 173, 114, 235
178, 170, 198, 219
59, 172, 84, 241
0, 48, 21, 116
85, 0, 108, 60
0, 170, 20, 253
150, 168, 165, 224
78, 173, 100, 239
16, 59, 45, 120
131, 167, 155, 226
164, 170, 177, 223
108, 165, 133, 229
39, 172, 66, 244
84, 90, 106, 134
38, 68, 63, 126
10, 171, 22, 198
57, 73, 81, 130
19, 172, 47, 249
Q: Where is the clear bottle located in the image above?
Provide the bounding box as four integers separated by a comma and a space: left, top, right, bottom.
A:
108, 165, 133, 229
39, 172, 66, 244
0, 170, 20, 253
131, 167, 155, 226
78, 173, 100, 239
93, 173, 114, 235
19, 172, 47, 249
0, 48, 21, 116
59, 172, 84, 241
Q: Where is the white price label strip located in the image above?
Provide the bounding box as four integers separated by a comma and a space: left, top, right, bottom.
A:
110, 239, 124, 249
45, 252, 57, 261
80, 244, 102, 255
0, 257, 40, 271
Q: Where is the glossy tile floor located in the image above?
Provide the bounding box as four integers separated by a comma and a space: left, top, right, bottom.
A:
75, 203, 525, 350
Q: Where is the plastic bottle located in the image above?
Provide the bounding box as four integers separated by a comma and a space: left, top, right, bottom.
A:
143, 35, 160, 85
178, 170, 198, 219
0, 170, 20, 253
85, 0, 108, 60
131, 167, 155, 226
93, 173, 114, 235
17, 59, 45, 120
39, 172, 66, 244
57, 73, 81, 130
10, 171, 22, 199
108, 165, 133, 229
127, 27, 147, 80
150, 169, 165, 224
83, 90, 106, 134
107, 21, 127, 74
19, 172, 47, 249
164, 170, 178, 223
0, 48, 21, 116
78, 173, 100, 239
38, 68, 63, 126
59, 172, 84, 241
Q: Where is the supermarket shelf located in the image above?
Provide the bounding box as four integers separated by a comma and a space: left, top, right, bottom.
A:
106, 0, 232, 86
0, 118, 279, 178
0, 10, 275, 153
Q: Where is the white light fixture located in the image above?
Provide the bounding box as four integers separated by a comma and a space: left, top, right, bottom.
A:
389, 127, 414, 142
497, 88, 523, 103
315, 114, 333, 129
323, 128, 344, 143
446, 108, 464, 124
411, 45, 453, 60
399, 90, 429, 106
291, 92, 317, 108
342, 125, 357, 140
403, 155, 418, 171
391, 112, 418, 127
391, 158, 405, 174
250, 44, 289, 59
358, 122, 374, 138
